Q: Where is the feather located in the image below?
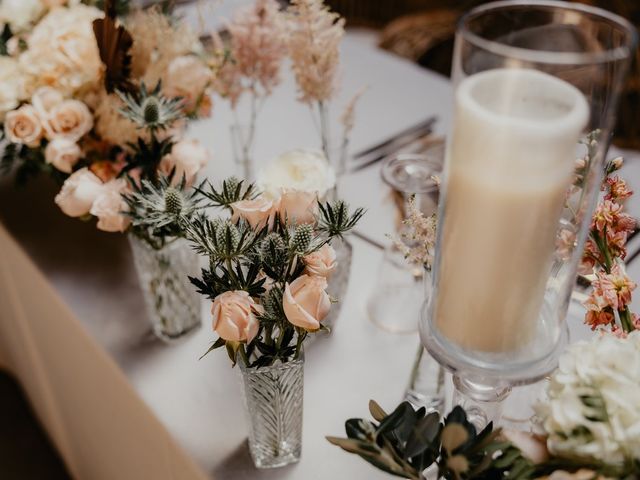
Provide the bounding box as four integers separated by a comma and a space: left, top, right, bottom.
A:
92, 0, 134, 93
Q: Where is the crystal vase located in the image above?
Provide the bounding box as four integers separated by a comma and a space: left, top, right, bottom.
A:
322, 237, 353, 331
128, 234, 202, 342
239, 355, 305, 469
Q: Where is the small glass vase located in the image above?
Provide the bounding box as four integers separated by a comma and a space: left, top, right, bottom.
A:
231, 123, 255, 181
323, 237, 353, 332
239, 355, 305, 469
128, 233, 202, 342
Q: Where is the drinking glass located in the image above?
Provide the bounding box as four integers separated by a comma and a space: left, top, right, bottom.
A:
368, 147, 443, 333
419, 0, 637, 427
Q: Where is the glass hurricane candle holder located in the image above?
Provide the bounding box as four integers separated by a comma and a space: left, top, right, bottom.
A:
419, 0, 637, 426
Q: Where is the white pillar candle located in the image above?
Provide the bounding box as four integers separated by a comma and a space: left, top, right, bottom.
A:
435, 68, 589, 353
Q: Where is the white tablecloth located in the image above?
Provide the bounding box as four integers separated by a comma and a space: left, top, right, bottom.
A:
1, 24, 639, 480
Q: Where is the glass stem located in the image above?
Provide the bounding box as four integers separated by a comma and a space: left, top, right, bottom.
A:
452, 375, 511, 429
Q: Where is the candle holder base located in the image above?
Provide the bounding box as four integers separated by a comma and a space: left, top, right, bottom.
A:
452, 375, 511, 429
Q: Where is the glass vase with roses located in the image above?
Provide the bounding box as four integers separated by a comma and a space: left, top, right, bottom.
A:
185, 177, 364, 469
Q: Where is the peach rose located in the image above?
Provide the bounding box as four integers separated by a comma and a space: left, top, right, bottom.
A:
31, 87, 64, 120
90, 179, 131, 233
211, 290, 261, 343
231, 195, 277, 229
283, 274, 331, 331
303, 244, 337, 278
278, 189, 317, 224
164, 55, 212, 113
45, 138, 82, 173
159, 139, 209, 184
44, 99, 93, 141
54, 167, 104, 217
4, 105, 43, 147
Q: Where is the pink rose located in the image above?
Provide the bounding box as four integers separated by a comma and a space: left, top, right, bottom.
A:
44, 99, 93, 141
164, 55, 212, 113
277, 189, 317, 224
159, 139, 209, 184
54, 167, 103, 217
31, 86, 64, 119
211, 290, 261, 343
45, 138, 82, 173
303, 244, 337, 278
231, 195, 277, 229
4, 105, 43, 147
283, 274, 331, 331
90, 179, 131, 233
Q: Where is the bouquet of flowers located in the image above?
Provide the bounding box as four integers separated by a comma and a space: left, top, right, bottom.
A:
0, 0, 212, 233
187, 177, 364, 365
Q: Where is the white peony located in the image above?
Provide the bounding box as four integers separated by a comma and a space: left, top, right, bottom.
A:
0, 57, 22, 120
537, 331, 640, 465
18, 4, 103, 99
258, 149, 336, 198
0, 0, 45, 32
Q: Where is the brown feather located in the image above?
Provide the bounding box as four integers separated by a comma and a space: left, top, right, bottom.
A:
92, 0, 134, 93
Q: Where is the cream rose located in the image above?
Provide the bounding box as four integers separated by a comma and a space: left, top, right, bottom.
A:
258, 149, 336, 198
90, 179, 130, 233
31, 87, 64, 120
18, 4, 102, 98
160, 139, 209, 184
45, 138, 82, 173
44, 99, 93, 141
164, 56, 212, 112
231, 195, 277, 229
278, 189, 317, 225
304, 244, 337, 278
0, 57, 22, 120
211, 291, 261, 343
54, 167, 104, 217
283, 274, 331, 331
4, 105, 43, 147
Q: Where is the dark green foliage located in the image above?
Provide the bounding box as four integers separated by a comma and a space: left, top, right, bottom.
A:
1, 143, 67, 186
317, 199, 366, 238
0, 24, 12, 56
196, 177, 256, 210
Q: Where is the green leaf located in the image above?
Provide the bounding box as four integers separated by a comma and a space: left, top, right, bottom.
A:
376, 402, 412, 437
405, 412, 440, 458
198, 337, 226, 360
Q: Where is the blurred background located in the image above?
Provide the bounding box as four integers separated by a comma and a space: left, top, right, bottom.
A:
323, 0, 640, 148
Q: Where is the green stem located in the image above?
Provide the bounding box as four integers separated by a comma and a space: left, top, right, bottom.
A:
619, 306, 635, 333
238, 344, 250, 367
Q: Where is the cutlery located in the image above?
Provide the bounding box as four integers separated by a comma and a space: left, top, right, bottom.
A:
352, 116, 438, 160
349, 121, 438, 173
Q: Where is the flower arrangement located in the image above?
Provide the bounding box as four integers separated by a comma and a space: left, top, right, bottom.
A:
0, 0, 212, 234
186, 177, 364, 366
330, 331, 640, 479
579, 154, 638, 335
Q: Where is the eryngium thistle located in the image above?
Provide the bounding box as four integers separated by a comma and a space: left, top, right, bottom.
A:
164, 187, 183, 215
117, 82, 184, 133
260, 232, 286, 260
215, 221, 241, 252
291, 224, 313, 253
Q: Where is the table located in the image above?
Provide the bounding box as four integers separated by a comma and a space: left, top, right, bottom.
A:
1, 24, 639, 480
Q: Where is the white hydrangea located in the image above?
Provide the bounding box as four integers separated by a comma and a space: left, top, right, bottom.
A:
0, 0, 45, 32
0, 57, 22, 120
258, 149, 336, 198
537, 331, 640, 465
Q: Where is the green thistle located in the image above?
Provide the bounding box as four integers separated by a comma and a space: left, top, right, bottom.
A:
123, 174, 202, 248
117, 82, 183, 133
291, 224, 313, 253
